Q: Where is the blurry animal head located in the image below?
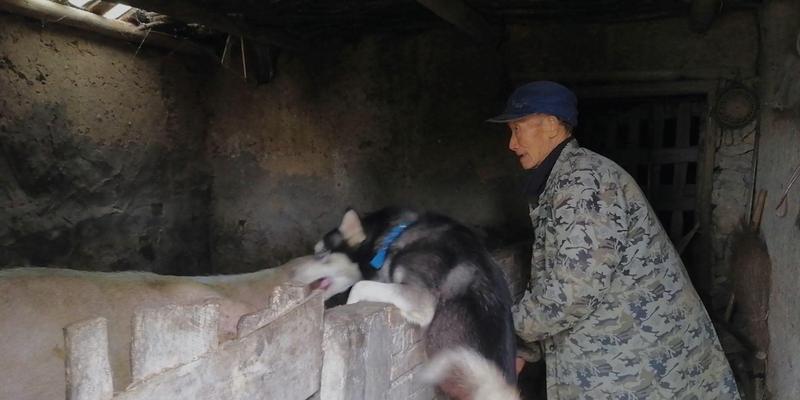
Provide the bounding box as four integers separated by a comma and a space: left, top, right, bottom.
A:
291, 207, 419, 298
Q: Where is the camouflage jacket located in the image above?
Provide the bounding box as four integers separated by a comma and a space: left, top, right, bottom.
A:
512, 140, 740, 399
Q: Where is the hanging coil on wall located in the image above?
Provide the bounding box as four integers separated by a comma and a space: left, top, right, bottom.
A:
713, 83, 759, 129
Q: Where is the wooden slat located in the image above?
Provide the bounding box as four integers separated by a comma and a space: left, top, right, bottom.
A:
672, 102, 692, 236
693, 95, 715, 305
674, 101, 697, 239
514, 68, 756, 85
650, 103, 665, 196
620, 107, 639, 184
628, 113, 641, 148
677, 102, 693, 148
575, 81, 717, 100
633, 105, 649, 189
651, 196, 696, 211
670, 210, 684, 239
651, 164, 662, 198
609, 118, 620, 149
654, 184, 698, 199
604, 147, 699, 166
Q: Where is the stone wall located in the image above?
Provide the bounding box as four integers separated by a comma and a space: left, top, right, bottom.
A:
65, 292, 433, 400
503, 11, 758, 82
756, 1, 800, 398
1, 9, 763, 278
205, 30, 527, 273
203, 11, 761, 273
61, 244, 529, 400
0, 14, 212, 274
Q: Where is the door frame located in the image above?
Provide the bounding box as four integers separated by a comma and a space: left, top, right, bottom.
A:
574, 80, 720, 306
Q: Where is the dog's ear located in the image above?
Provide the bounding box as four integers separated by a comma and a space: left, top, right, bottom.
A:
339, 208, 366, 247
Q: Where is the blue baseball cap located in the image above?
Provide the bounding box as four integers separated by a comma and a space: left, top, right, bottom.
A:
487, 81, 578, 127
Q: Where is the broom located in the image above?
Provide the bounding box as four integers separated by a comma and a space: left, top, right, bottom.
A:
726, 189, 771, 400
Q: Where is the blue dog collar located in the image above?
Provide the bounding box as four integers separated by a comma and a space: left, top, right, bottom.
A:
369, 223, 410, 269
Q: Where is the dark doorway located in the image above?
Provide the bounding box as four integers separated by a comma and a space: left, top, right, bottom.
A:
575, 95, 710, 297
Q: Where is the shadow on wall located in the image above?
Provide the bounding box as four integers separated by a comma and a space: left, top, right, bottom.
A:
0, 103, 211, 274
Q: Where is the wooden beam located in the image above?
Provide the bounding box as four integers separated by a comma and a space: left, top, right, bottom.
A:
0, 0, 215, 57
573, 80, 717, 99
513, 67, 757, 85
416, 0, 500, 44
119, 0, 304, 50
689, 0, 721, 33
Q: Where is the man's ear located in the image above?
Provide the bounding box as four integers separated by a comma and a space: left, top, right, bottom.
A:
339, 208, 366, 247
545, 115, 561, 138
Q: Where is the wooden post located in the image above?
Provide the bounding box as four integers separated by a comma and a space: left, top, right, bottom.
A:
130, 303, 220, 383
64, 318, 114, 400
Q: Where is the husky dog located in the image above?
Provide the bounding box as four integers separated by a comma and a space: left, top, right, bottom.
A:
292, 207, 517, 398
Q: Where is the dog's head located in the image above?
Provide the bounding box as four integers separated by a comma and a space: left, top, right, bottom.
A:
291, 207, 417, 299
314, 209, 369, 260
318, 207, 419, 273
289, 252, 361, 300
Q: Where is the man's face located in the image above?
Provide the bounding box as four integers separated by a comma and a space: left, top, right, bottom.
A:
507, 114, 561, 170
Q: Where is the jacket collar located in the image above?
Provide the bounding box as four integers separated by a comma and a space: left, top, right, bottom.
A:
526, 138, 578, 205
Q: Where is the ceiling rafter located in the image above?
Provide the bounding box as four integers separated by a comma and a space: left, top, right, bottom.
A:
416, 0, 501, 44
120, 0, 305, 50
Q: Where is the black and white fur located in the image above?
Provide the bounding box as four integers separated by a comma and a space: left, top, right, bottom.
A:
292, 207, 517, 398
421, 347, 520, 400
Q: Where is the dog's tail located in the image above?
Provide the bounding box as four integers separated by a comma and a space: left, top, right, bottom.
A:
421, 347, 520, 400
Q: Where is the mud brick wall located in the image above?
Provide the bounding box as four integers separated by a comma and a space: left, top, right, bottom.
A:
64, 292, 432, 400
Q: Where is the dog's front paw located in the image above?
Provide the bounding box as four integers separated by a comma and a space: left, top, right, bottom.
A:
346, 281, 378, 305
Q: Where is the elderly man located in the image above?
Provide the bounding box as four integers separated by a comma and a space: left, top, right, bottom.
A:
488, 81, 740, 399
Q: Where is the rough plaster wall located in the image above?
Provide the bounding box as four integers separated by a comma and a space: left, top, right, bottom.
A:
758, 1, 800, 398
205, 12, 761, 273
206, 30, 526, 273
0, 15, 211, 274
504, 11, 758, 79
0, 8, 765, 285
710, 119, 757, 304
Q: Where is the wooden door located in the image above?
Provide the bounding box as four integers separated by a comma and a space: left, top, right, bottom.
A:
575, 96, 708, 289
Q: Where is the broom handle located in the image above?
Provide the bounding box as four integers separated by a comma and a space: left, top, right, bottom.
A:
750, 190, 767, 230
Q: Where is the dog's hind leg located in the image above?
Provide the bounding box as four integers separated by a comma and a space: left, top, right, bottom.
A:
422, 347, 520, 400
346, 281, 437, 328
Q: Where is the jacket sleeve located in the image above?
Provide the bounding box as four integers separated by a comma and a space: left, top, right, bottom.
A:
512, 168, 628, 343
